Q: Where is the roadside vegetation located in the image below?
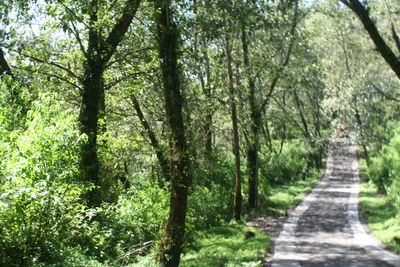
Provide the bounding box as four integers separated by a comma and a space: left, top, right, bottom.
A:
1, 0, 400, 266
359, 178, 400, 254
133, 165, 322, 267
359, 122, 400, 254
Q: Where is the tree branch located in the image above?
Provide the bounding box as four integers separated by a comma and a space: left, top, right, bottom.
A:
17, 51, 82, 82
41, 71, 82, 91
340, 0, 400, 79
130, 93, 171, 182
104, 70, 150, 90
260, 0, 298, 111
101, 0, 142, 64
70, 20, 87, 55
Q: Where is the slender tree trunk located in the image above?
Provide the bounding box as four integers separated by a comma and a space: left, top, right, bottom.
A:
155, 1, 191, 265
241, 23, 259, 210
204, 58, 213, 156
130, 93, 171, 182
196, 46, 213, 156
204, 40, 213, 155
292, 87, 318, 168
354, 101, 370, 166
225, 34, 242, 221
279, 124, 286, 154
262, 122, 275, 153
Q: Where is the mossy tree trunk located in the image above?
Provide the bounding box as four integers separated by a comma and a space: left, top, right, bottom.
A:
154, 1, 192, 266
241, 22, 260, 211
78, 0, 142, 206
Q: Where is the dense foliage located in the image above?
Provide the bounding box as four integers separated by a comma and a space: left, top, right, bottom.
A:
0, 0, 399, 266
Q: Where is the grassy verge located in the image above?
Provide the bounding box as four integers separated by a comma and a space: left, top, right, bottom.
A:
359, 179, 400, 253
260, 169, 323, 216
179, 170, 323, 267
180, 224, 269, 267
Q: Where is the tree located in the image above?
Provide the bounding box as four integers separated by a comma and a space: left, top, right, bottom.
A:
154, 0, 192, 265
223, 31, 243, 221
244, 0, 299, 210
340, 0, 400, 80
75, 0, 142, 206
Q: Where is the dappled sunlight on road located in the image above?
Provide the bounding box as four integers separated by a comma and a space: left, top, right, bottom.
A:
271, 138, 400, 267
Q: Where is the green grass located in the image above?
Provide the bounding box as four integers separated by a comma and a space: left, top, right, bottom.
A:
359, 180, 400, 253
134, 170, 324, 267
179, 170, 323, 267
180, 224, 269, 267
260, 170, 323, 216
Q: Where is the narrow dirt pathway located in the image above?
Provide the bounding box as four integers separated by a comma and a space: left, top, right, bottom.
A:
271, 138, 400, 267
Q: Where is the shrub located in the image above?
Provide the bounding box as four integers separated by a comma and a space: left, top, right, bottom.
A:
0, 94, 93, 265
368, 128, 400, 194
106, 180, 169, 265
259, 140, 307, 186
188, 151, 235, 228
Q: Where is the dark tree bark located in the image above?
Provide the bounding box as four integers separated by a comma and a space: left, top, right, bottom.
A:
340, 0, 400, 80
154, 1, 191, 266
78, 0, 142, 206
241, 23, 260, 211
0, 48, 12, 77
130, 93, 171, 183
225, 34, 242, 221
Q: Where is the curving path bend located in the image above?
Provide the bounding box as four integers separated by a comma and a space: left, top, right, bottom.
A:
271, 138, 400, 267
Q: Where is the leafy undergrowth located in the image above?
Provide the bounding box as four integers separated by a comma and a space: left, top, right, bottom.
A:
180, 224, 269, 267
260, 169, 323, 217
177, 170, 322, 267
359, 180, 400, 253
98, 169, 323, 267
133, 224, 269, 267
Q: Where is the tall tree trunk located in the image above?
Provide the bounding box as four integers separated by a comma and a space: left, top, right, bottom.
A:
155, 1, 191, 266
78, 0, 142, 207
241, 22, 260, 211
262, 123, 274, 153
225, 34, 242, 221
79, 55, 104, 206
292, 87, 318, 168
